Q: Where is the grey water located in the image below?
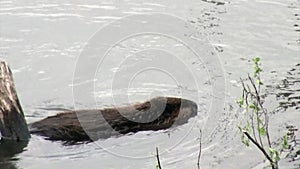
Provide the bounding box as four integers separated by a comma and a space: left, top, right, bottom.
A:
0, 0, 299, 168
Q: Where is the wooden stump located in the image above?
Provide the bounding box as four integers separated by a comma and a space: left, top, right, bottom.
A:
0, 61, 30, 141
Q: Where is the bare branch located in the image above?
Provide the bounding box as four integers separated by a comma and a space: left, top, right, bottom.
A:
243, 131, 273, 165
156, 147, 162, 169
197, 129, 202, 169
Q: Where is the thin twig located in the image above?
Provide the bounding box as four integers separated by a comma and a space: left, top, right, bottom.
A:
156, 147, 162, 169
241, 78, 258, 143
265, 116, 272, 148
243, 131, 273, 164
248, 74, 260, 101
240, 77, 246, 99
197, 129, 202, 169
248, 75, 265, 149
248, 74, 272, 148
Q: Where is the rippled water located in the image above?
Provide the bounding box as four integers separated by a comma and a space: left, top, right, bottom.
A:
0, 0, 299, 168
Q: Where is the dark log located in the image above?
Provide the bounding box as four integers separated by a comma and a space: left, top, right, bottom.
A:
30, 97, 197, 142
0, 61, 30, 141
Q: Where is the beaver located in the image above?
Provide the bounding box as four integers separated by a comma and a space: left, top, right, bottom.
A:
29, 97, 197, 142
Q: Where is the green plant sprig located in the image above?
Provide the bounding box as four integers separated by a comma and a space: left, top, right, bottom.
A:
237, 57, 279, 169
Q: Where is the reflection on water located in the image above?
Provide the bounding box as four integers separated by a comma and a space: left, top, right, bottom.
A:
200, 0, 227, 6
267, 63, 300, 111
0, 140, 28, 169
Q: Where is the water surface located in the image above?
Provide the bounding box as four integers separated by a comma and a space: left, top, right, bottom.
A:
0, 0, 299, 168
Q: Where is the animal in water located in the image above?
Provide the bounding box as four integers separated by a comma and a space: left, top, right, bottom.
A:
29, 97, 197, 142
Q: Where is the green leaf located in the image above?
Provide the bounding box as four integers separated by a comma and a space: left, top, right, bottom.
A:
274, 151, 280, 161
249, 103, 256, 109
242, 139, 249, 147
258, 127, 266, 136
256, 79, 263, 85
269, 148, 280, 162
252, 57, 260, 64
257, 118, 262, 124
282, 134, 288, 149
237, 98, 244, 107
246, 122, 251, 132
238, 125, 242, 132
257, 67, 262, 73
241, 135, 249, 147
254, 66, 263, 77
269, 147, 275, 153
249, 103, 260, 112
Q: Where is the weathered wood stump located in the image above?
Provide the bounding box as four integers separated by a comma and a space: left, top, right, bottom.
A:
30, 97, 197, 142
0, 61, 30, 141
